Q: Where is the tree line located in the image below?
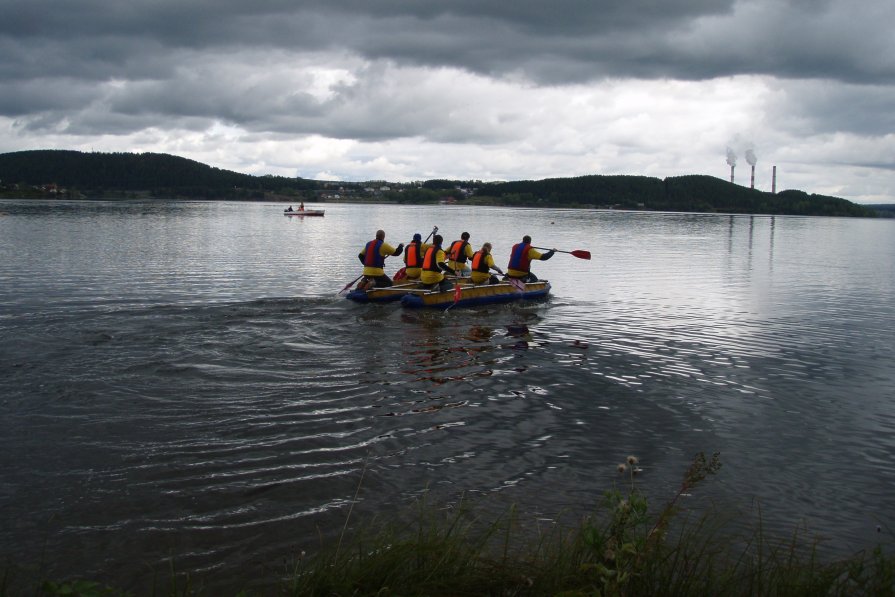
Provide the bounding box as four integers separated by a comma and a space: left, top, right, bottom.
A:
0, 149, 877, 217
0, 150, 316, 199
470, 174, 874, 217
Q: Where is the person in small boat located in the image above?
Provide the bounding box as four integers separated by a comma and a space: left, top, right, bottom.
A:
357, 230, 404, 289
470, 242, 503, 285
448, 232, 474, 276
420, 234, 455, 292
506, 235, 554, 282
403, 232, 430, 281
286, 205, 294, 211
299, 202, 305, 210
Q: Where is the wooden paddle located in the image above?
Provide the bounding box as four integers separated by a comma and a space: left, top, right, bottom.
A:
532, 246, 591, 260
338, 274, 365, 295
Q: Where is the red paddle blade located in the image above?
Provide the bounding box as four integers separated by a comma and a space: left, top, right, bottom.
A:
570, 250, 591, 260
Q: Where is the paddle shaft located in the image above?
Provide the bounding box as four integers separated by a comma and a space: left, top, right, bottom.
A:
532, 246, 591, 260
339, 274, 365, 294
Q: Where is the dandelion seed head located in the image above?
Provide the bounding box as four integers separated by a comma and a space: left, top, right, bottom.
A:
617, 463, 627, 473
627, 455, 639, 465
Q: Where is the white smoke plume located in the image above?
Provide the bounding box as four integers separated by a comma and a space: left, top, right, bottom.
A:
745, 149, 757, 166
726, 147, 737, 166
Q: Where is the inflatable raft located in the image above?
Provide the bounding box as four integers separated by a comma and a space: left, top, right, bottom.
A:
400, 280, 550, 308
345, 281, 431, 303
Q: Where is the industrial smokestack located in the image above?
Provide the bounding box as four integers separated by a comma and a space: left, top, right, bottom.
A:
772, 166, 777, 194
745, 149, 757, 189
726, 147, 737, 184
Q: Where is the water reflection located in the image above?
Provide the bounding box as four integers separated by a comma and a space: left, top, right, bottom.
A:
769, 216, 776, 268
505, 323, 532, 350
2, 200, 894, 592
402, 324, 500, 383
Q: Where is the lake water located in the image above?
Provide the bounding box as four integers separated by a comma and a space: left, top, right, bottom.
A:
1, 199, 894, 592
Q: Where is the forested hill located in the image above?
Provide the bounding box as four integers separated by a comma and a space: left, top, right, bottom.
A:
476, 174, 875, 217
0, 149, 877, 217
0, 150, 315, 198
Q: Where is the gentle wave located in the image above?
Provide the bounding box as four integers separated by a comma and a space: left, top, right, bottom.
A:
2, 201, 894, 592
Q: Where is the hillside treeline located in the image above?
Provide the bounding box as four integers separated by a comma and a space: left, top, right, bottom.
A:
474, 174, 874, 217
0, 149, 876, 217
0, 150, 315, 198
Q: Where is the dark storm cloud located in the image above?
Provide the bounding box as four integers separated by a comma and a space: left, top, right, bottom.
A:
2, 0, 891, 140
1, 0, 729, 42
768, 80, 895, 140
2, 0, 892, 87
2, 0, 894, 203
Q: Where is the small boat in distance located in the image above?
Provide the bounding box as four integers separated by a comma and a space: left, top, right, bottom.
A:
283, 208, 325, 217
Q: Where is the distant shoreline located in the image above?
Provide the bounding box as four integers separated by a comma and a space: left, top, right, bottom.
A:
3, 193, 892, 219
0, 149, 882, 217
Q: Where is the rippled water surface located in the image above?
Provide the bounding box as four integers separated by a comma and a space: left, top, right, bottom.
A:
1, 199, 894, 592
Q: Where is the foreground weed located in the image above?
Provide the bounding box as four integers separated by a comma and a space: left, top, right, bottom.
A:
19, 451, 895, 596
40, 579, 126, 597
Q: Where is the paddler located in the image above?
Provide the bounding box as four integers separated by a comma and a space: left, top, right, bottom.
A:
470, 242, 503, 285
506, 235, 554, 283
447, 232, 474, 276
357, 230, 404, 289
402, 232, 430, 281
420, 234, 455, 292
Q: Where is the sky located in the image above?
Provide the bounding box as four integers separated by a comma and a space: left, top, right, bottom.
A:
1, 1, 894, 204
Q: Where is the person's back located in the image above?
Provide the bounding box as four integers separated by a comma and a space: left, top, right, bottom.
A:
403, 233, 427, 280
448, 232, 473, 275
507, 235, 553, 282
470, 242, 502, 284
420, 235, 452, 290
359, 229, 404, 288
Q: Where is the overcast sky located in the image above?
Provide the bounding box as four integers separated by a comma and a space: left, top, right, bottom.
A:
2, 0, 894, 204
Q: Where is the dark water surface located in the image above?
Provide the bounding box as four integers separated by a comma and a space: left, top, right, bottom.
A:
2, 200, 894, 592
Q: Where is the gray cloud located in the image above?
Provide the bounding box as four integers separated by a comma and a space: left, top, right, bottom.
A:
3, 0, 892, 86
1, 0, 894, 202
771, 80, 895, 137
